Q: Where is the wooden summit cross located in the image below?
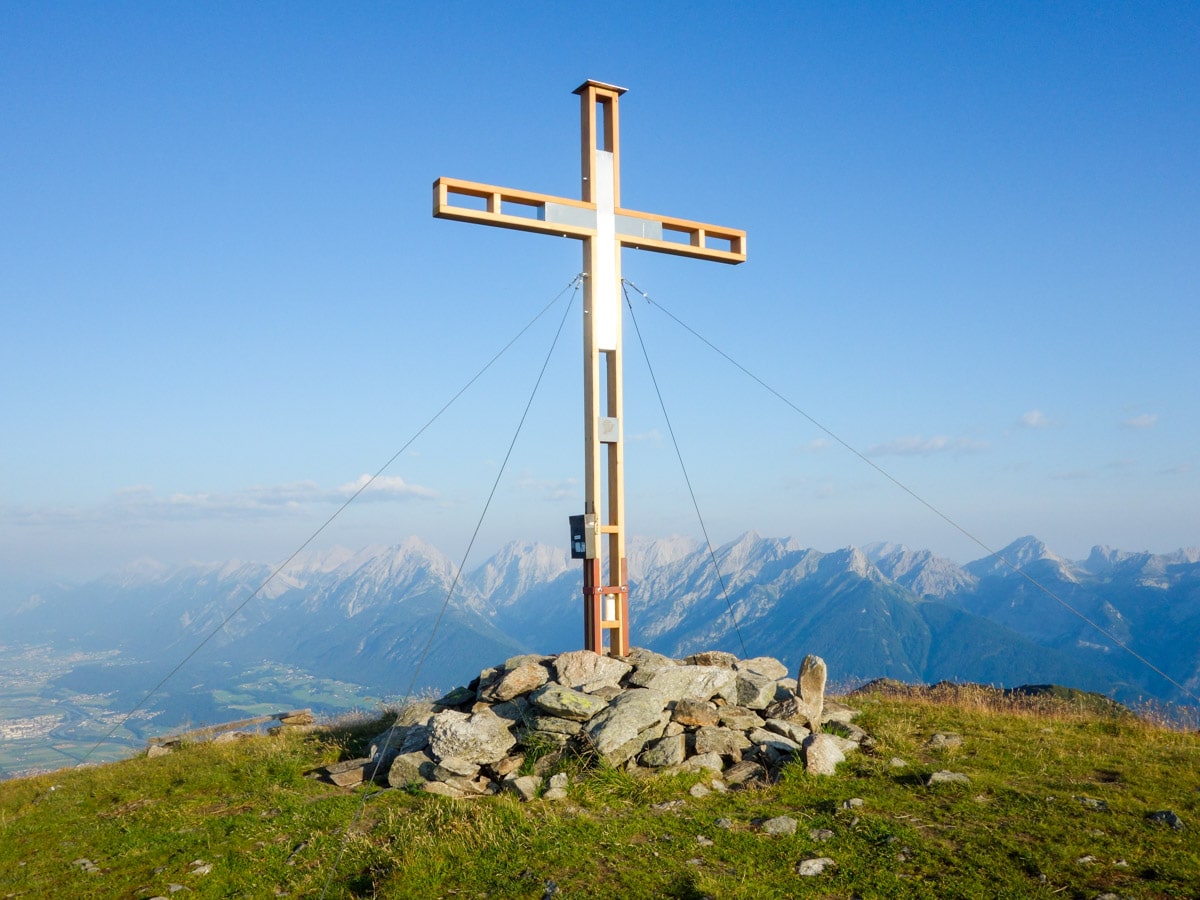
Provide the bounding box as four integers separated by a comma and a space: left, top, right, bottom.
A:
433, 80, 746, 657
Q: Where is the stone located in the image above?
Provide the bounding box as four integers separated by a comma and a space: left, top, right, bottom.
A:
474, 666, 503, 702
433, 756, 479, 779
764, 696, 803, 722
717, 706, 765, 731
1146, 810, 1184, 830
486, 697, 532, 723
434, 685, 475, 707
820, 700, 859, 724
146, 744, 172, 758
694, 726, 752, 759
925, 770, 970, 786
548, 772, 569, 791
325, 758, 372, 787
504, 774, 543, 801
504, 653, 551, 670
543, 787, 569, 802
734, 655, 789, 680
689, 783, 711, 798
386, 750, 437, 787
530, 684, 609, 721
624, 647, 678, 675
584, 688, 670, 765
926, 732, 963, 750
526, 714, 583, 736
889, 757, 908, 768
810, 828, 834, 842
802, 733, 845, 776
1074, 796, 1109, 811
422, 781, 467, 799
796, 655, 827, 731
672, 698, 720, 727
761, 815, 797, 835
722, 759, 765, 786
796, 857, 836, 876
686, 650, 739, 668
553, 649, 632, 692
735, 670, 778, 710
428, 708, 517, 765
641, 734, 687, 768
640, 665, 738, 704
715, 817, 734, 829
488, 755, 524, 778
765, 718, 810, 744
747, 728, 801, 765
826, 720, 871, 744
678, 752, 724, 774
278, 711, 314, 726
482, 663, 549, 702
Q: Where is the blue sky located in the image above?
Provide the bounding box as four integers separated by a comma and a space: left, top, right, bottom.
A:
2, 2, 1197, 583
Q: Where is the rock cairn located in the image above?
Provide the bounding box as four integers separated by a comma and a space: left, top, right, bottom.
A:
322, 649, 870, 798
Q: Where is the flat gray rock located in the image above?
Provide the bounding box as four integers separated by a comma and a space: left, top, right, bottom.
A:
554, 649, 632, 692
529, 684, 609, 721
639, 665, 738, 704
428, 708, 517, 766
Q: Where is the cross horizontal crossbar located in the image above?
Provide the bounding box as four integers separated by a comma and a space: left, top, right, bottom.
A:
433, 176, 746, 264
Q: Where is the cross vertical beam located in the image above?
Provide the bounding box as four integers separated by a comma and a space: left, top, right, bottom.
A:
577, 81, 628, 656
433, 80, 745, 657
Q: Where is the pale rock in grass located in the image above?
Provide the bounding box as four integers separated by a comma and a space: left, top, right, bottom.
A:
924, 770, 970, 786
386, 750, 437, 787
504, 774, 543, 801
796, 857, 836, 876
926, 732, 963, 750
760, 815, 798, 835
423, 781, 467, 799
802, 733, 844, 776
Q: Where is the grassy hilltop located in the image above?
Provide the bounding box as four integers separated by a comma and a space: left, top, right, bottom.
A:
1, 686, 1196, 899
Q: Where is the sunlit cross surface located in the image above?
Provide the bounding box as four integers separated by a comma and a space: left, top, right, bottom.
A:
434, 80, 746, 657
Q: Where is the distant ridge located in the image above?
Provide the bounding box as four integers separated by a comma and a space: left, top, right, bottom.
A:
6, 534, 1198, 722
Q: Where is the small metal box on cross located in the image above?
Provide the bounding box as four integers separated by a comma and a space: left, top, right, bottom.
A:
433, 80, 746, 657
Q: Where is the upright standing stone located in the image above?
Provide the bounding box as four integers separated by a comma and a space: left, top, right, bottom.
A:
797, 655, 827, 732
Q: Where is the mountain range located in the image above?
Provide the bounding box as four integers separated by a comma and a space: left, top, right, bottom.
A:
6, 534, 1199, 733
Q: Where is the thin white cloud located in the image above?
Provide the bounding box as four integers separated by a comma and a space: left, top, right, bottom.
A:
799, 438, 830, 453
1122, 413, 1158, 430
4, 475, 437, 526
1018, 409, 1053, 429
867, 435, 989, 457
514, 474, 578, 502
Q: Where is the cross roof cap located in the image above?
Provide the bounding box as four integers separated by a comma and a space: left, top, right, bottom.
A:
573, 79, 628, 96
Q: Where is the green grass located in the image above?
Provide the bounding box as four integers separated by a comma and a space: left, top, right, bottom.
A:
1, 690, 1196, 898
